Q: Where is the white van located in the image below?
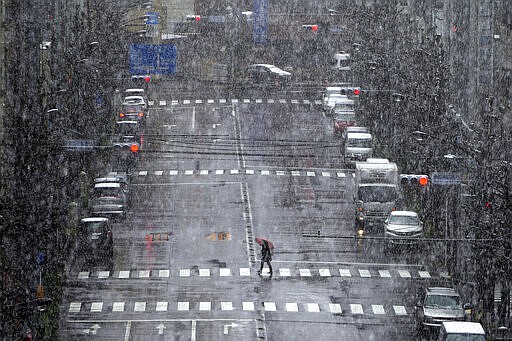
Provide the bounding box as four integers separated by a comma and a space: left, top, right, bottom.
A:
333, 52, 351, 71
437, 322, 485, 341
344, 132, 373, 163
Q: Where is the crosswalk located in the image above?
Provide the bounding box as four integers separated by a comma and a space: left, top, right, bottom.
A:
126, 169, 354, 178
67, 300, 410, 317
74, 267, 432, 280
148, 98, 323, 107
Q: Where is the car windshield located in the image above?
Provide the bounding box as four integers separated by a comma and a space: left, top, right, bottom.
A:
333, 103, 354, 111
425, 294, 461, 308
446, 335, 485, 341
93, 187, 123, 198
358, 186, 398, 202
122, 104, 143, 112
389, 215, 419, 225
81, 221, 105, 233
347, 138, 372, 148
335, 113, 356, 121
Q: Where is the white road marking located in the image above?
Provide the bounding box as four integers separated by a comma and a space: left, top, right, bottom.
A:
393, 305, 407, 315
418, 270, 431, 278
69, 302, 81, 312
339, 269, 352, 277
138, 170, 147, 176
169, 170, 178, 175
179, 269, 191, 277
279, 268, 291, 277
245, 169, 254, 175
184, 170, 194, 175
177, 302, 189, 311
398, 270, 411, 278
215, 169, 224, 175
321, 172, 331, 177
261, 170, 270, 175
199, 269, 210, 277
276, 170, 285, 176
291, 171, 300, 176
156, 302, 168, 312
255, 99, 262, 103
337, 172, 346, 177
239, 268, 251, 276
138, 270, 150, 278
231, 99, 238, 103
306, 303, 320, 312
113, 302, 125, 312
319, 269, 331, 277
159, 100, 166, 106
219, 99, 226, 103
306, 171, 315, 177
221, 302, 233, 311
159, 270, 170, 278
119, 271, 130, 279
200, 170, 209, 175
91, 302, 103, 312
243, 99, 250, 103
372, 305, 385, 315
207, 99, 214, 103
199, 302, 211, 311
98, 271, 109, 279
264, 302, 276, 311
219, 268, 231, 277
279, 99, 286, 104
183, 100, 190, 104
286, 303, 298, 312
134, 302, 146, 312
299, 269, 311, 277
230, 169, 239, 174
291, 99, 299, 104
329, 303, 342, 314
78, 271, 89, 279
267, 99, 274, 103
359, 269, 371, 277
379, 270, 391, 278
243, 302, 254, 311
154, 170, 163, 176
350, 304, 364, 315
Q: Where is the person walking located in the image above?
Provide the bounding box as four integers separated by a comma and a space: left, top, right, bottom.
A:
257, 239, 272, 276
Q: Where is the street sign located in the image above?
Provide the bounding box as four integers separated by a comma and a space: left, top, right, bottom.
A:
36, 252, 46, 265
253, 0, 268, 44
431, 172, 461, 186
64, 139, 95, 151
146, 12, 159, 25
129, 44, 177, 75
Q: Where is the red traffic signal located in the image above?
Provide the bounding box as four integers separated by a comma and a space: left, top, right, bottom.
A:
186, 15, 201, 21
144, 75, 151, 83
302, 24, 318, 31
340, 87, 361, 97
130, 143, 139, 153
400, 174, 429, 187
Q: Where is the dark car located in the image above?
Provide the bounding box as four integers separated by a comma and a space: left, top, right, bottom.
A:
77, 217, 113, 262
119, 102, 146, 124
245, 63, 292, 88
415, 287, 467, 335
332, 111, 357, 135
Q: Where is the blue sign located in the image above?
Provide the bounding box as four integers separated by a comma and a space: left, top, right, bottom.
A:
431, 172, 461, 186
36, 252, 46, 265
129, 44, 177, 75
64, 139, 95, 151
146, 11, 159, 25
253, 0, 268, 44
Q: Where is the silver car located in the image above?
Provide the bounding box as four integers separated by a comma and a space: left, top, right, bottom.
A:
384, 210, 423, 248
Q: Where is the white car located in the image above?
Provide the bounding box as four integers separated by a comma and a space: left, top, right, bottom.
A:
123, 95, 146, 108
384, 211, 423, 248
323, 94, 354, 112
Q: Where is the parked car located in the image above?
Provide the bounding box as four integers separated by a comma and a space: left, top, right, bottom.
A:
415, 287, 467, 335
437, 322, 485, 341
245, 63, 292, 88
341, 126, 370, 142
343, 132, 373, 163
77, 217, 113, 261
332, 110, 357, 135
384, 210, 423, 249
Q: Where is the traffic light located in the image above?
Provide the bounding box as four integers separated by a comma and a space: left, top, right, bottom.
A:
340, 87, 361, 97
130, 143, 139, 153
302, 24, 318, 31
186, 15, 201, 21
144, 75, 151, 83
400, 174, 429, 187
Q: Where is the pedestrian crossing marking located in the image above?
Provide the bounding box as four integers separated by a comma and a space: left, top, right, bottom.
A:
286, 303, 299, 312
149, 97, 340, 107
91, 302, 103, 312
379, 270, 391, 278
138, 170, 148, 176
184, 170, 194, 175
98, 271, 109, 279
307, 303, 320, 312
230, 169, 239, 174
221, 302, 234, 311
159, 270, 170, 278
279, 268, 291, 277
195, 99, 202, 104
267, 99, 274, 103
359, 269, 371, 278
279, 99, 286, 104
350, 304, 364, 315
159, 100, 166, 106
69, 302, 81, 312
199, 268, 210, 276
339, 269, 351, 277
207, 99, 215, 104
304, 99, 310, 104
291, 99, 299, 104
171, 100, 178, 106
113, 302, 124, 312
393, 305, 407, 315
183, 100, 190, 104
180, 269, 191, 277
177, 302, 189, 311
148, 100, 154, 106
78, 271, 89, 279
243, 99, 250, 103
156, 302, 168, 312
418, 271, 431, 278
276, 170, 285, 176
264, 302, 277, 311
135, 168, 354, 178
119, 271, 130, 279
321, 172, 331, 177
67, 300, 411, 316
246, 169, 254, 175
255, 99, 262, 103
299, 269, 311, 277
239, 268, 251, 276
307, 171, 315, 177
398, 270, 411, 278
215, 169, 224, 175
219, 99, 226, 104
372, 305, 385, 315
200, 170, 209, 175
219, 268, 231, 276
134, 302, 146, 312
231, 99, 238, 103
243, 302, 254, 311
154, 170, 163, 176
337, 172, 346, 178
200, 302, 211, 311
329, 303, 342, 314
139, 270, 150, 278
291, 171, 300, 176
169, 170, 178, 175
319, 269, 331, 277
261, 170, 270, 175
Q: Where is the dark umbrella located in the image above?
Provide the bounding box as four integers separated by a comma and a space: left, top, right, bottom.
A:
255, 237, 274, 250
